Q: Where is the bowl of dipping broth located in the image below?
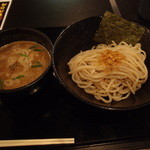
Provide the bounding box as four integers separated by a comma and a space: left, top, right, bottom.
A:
0, 28, 53, 97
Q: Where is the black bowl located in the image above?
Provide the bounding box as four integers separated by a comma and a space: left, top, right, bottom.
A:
0, 28, 53, 98
53, 16, 150, 110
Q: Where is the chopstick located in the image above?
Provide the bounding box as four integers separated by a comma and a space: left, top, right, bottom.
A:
109, 0, 121, 16
0, 138, 75, 147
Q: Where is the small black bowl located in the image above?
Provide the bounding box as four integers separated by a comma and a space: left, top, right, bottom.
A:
53, 16, 150, 110
0, 28, 53, 98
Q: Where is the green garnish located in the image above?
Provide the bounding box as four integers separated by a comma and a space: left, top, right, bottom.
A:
18, 53, 29, 57
31, 61, 43, 68
0, 79, 4, 90
31, 64, 43, 68
33, 49, 42, 51
12, 75, 25, 80
29, 45, 39, 49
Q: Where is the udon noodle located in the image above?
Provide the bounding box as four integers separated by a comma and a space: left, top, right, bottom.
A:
68, 41, 148, 103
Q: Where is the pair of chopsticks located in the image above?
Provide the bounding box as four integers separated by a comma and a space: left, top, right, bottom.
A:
0, 138, 75, 147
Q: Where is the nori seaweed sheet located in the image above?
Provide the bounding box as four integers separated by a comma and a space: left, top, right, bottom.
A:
94, 11, 146, 45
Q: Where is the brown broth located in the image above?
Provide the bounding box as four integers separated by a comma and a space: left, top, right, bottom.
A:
0, 41, 51, 90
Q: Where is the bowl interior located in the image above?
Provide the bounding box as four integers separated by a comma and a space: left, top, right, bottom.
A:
53, 16, 150, 110
0, 28, 53, 92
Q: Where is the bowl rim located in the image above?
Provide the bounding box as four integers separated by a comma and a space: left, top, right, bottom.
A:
52, 16, 150, 111
0, 27, 53, 92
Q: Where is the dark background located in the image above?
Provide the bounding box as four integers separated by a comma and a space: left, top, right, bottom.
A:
4, 0, 148, 29
4, 0, 112, 28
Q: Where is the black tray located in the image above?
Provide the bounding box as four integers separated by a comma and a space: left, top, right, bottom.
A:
0, 27, 150, 150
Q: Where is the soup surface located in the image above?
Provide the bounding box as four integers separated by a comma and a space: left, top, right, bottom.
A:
0, 41, 51, 90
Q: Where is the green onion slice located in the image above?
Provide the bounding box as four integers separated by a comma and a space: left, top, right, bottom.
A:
12, 75, 25, 80
31, 64, 43, 68
33, 49, 43, 51
31, 61, 43, 68
29, 45, 39, 49
18, 53, 29, 57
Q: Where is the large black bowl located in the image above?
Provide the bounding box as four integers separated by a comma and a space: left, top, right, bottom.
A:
0, 28, 53, 98
53, 16, 150, 110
